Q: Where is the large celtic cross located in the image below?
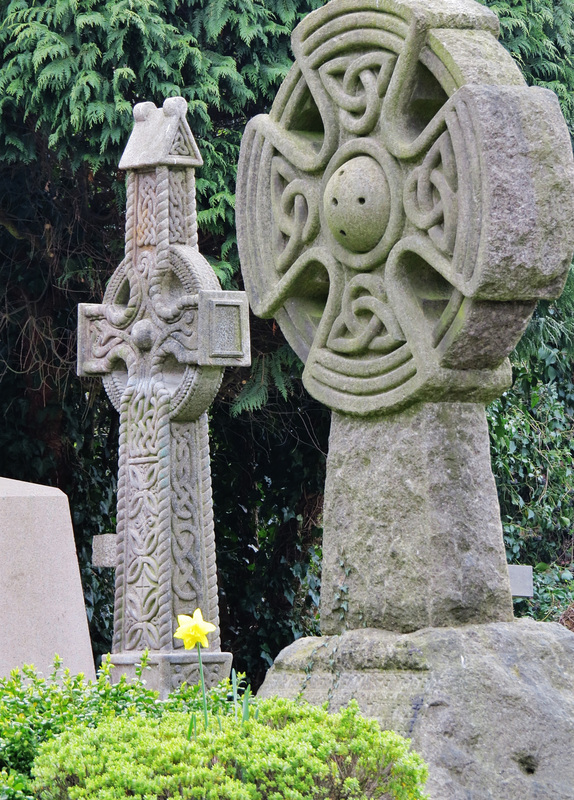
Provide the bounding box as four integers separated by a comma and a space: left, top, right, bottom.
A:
237, 0, 574, 633
78, 97, 250, 694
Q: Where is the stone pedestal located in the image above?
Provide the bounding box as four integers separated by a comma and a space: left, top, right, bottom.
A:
109, 650, 232, 699
0, 477, 95, 679
321, 403, 513, 634
258, 619, 574, 800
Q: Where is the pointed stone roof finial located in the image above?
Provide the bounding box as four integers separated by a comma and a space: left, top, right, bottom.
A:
119, 97, 203, 170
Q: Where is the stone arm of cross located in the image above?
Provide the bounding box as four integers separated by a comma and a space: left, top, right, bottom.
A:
77, 303, 137, 378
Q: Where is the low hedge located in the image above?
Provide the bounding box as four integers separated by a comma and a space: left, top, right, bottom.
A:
31, 699, 428, 800
0, 657, 428, 800
0, 656, 239, 799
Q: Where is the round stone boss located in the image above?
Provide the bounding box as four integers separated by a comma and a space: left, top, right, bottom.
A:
236, 0, 574, 416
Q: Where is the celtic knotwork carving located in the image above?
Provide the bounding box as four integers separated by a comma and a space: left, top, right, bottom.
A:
327, 275, 404, 355
170, 658, 226, 692
320, 52, 396, 136
237, 0, 574, 415
136, 174, 157, 247
79, 99, 250, 672
271, 157, 320, 273
169, 170, 188, 244
403, 130, 457, 257
170, 127, 192, 156
171, 418, 221, 651
120, 382, 173, 651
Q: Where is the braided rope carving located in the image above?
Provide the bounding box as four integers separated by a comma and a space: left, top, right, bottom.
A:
169, 171, 188, 245
155, 166, 170, 274
136, 174, 156, 247
187, 170, 198, 250
197, 412, 221, 650
125, 172, 136, 261
154, 384, 176, 651
112, 386, 132, 652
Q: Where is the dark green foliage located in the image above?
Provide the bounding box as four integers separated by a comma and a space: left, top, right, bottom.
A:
212, 378, 327, 688
486, 274, 574, 620
526, 563, 574, 620
477, 0, 574, 621
230, 344, 302, 416
0, 0, 326, 672
30, 699, 428, 800
488, 372, 574, 567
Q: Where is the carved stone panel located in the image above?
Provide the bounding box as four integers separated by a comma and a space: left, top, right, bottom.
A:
237, 0, 574, 416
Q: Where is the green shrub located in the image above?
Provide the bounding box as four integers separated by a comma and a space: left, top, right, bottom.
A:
31, 699, 428, 800
1, 659, 427, 800
0, 655, 239, 780
0, 768, 33, 800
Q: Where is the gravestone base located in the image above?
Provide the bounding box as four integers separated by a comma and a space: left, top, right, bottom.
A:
109, 650, 232, 699
258, 618, 574, 800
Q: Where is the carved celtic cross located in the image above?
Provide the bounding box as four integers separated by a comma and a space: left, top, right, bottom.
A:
78, 97, 250, 694
237, 0, 574, 633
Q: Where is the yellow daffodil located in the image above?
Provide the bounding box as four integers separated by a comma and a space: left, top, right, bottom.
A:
174, 608, 215, 650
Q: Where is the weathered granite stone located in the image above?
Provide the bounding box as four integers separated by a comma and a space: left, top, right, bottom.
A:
237, 1, 574, 796
78, 97, 250, 697
236, 0, 574, 633
236, 0, 574, 417
92, 532, 116, 568
0, 477, 95, 679
258, 619, 574, 800
321, 403, 513, 634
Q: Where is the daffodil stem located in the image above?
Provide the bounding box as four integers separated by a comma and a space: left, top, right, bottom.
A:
196, 642, 209, 731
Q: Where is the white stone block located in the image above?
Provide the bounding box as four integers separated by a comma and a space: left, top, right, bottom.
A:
508, 564, 534, 597
92, 533, 117, 568
0, 477, 95, 679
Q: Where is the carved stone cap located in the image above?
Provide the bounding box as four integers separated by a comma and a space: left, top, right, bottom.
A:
119, 97, 203, 171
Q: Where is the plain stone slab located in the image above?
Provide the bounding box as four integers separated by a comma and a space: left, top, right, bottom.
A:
92, 533, 116, 568
0, 477, 95, 679
508, 564, 534, 597
258, 619, 574, 800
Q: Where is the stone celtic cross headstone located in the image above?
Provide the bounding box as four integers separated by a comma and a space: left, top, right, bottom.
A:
237, 0, 574, 635
78, 97, 250, 696
237, 1, 574, 797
